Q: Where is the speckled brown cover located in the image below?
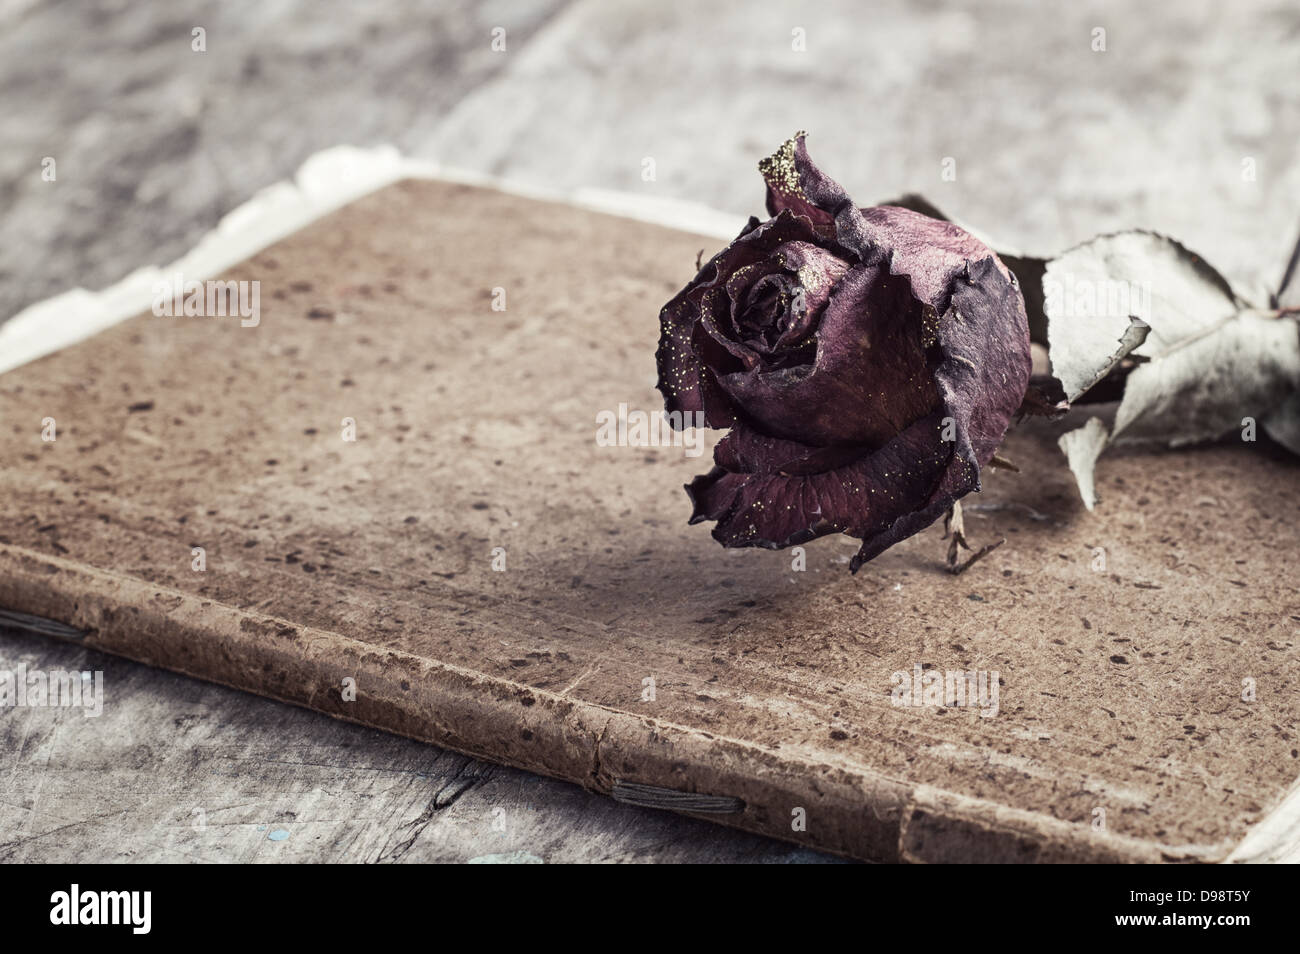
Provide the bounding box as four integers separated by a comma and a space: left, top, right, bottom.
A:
1, 180, 1297, 862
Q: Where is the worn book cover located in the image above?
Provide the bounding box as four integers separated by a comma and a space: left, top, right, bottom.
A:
2, 179, 1297, 862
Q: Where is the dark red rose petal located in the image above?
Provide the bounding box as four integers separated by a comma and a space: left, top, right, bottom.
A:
848, 255, 1032, 570
687, 357, 1008, 573
656, 212, 823, 426
714, 263, 941, 448
686, 412, 954, 551
712, 425, 869, 477
760, 133, 887, 265
930, 255, 1033, 471
768, 241, 850, 349
659, 135, 1033, 573
863, 205, 1015, 310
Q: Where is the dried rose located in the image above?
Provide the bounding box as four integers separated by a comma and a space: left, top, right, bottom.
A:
655, 133, 1032, 571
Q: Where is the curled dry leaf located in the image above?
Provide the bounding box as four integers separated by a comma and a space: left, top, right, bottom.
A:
1112, 309, 1300, 446
1043, 231, 1300, 507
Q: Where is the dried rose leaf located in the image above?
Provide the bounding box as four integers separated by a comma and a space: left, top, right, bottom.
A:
1041, 231, 1300, 506
1042, 232, 1240, 404
1057, 416, 1110, 512
1111, 310, 1300, 446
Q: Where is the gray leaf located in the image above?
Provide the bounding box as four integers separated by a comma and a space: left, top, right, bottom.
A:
1057, 417, 1110, 512
1112, 310, 1300, 446
1044, 231, 1241, 403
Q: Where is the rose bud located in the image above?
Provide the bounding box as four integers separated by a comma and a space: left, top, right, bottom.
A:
655, 133, 1032, 572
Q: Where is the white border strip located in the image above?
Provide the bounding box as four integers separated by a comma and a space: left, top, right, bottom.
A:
0, 144, 744, 376
1224, 774, 1300, 863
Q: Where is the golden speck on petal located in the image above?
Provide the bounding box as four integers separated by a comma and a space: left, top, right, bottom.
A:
758, 131, 810, 202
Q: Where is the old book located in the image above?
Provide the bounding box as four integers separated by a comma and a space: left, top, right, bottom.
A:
2, 176, 1297, 862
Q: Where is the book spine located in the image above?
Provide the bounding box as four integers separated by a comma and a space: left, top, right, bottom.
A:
0, 542, 1170, 863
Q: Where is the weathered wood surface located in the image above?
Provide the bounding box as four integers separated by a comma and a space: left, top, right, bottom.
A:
6, 0, 1298, 324
0, 625, 831, 863
0, 0, 572, 324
